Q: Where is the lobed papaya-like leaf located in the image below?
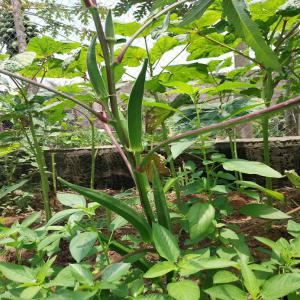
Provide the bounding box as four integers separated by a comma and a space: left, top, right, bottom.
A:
58, 177, 152, 242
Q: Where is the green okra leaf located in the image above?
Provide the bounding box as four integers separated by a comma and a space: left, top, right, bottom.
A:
223, 0, 282, 72
58, 177, 152, 242
128, 59, 148, 152
87, 35, 109, 106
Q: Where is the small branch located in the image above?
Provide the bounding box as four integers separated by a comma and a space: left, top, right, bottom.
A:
114, 247, 156, 264
275, 22, 299, 52
116, 0, 187, 63
103, 122, 134, 178
138, 95, 300, 171
158, 43, 189, 76
202, 35, 261, 66
0, 69, 108, 123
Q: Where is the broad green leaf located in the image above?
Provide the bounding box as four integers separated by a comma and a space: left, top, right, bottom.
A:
240, 203, 291, 219
222, 159, 283, 178
102, 263, 131, 282
152, 162, 171, 230
70, 264, 94, 285
116, 46, 147, 67
0, 179, 28, 200
58, 177, 152, 241
235, 180, 284, 200
27, 36, 80, 58
179, 0, 214, 26
46, 290, 96, 300
128, 59, 148, 152
285, 170, 300, 188
0, 52, 36, 71
167, 280, 200, 300
179, 257, 238, 276
223, 0, 281, 71
262, 273, 300, 299
287, 220, 300, 237
144, 261, 177, 278
115, 22, 141, 36
37, 233, 62, 251
20, 286, 41, 299
201, 81, 256, 95
87, 36, 108, 105
187, 202, 215, 241
240, 260, 260, 299
0, 262, 35, 283
49, 266, 75, 287
205, 284, 248, 300
109, 215, 128, 231
70, 232, 98, 263
150, 36, 179, 63
171, 140, 196, 159
255, 236, 278, 250
57, 193, 86, 208
0, 142, 21, 157
163, 81, 197, 95
165, 63, 208, 82
21, 211, 40, 228
152, 223, 180, 262
213, 270, 239, 284
46, 209, 79, 227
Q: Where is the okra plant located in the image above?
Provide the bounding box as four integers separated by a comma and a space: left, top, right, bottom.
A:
0, 0, 300, 298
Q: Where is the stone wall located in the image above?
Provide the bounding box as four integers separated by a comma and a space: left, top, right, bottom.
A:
45, 137, 300, 189
2, 137, 300, 189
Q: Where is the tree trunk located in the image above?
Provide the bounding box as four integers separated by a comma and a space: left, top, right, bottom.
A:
11, 0, 27, 53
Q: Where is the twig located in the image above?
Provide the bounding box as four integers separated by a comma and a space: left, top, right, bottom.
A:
0, 68, 108, 123
116, 0, 188, 63
139, 95, 300, 171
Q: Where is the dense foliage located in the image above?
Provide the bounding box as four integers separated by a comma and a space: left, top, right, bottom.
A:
0, 0, 299, 299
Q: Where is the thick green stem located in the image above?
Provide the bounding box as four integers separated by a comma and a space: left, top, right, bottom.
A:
90, 122, 96, 189
144, 36, 183, 209
28, 114, 51, 221
51, 153, 57, 194
89, 7, 129, 147
162, 124, 183, 209
134, 153, 155, 224
262, 118, 272, 190
261, 71, 274, 190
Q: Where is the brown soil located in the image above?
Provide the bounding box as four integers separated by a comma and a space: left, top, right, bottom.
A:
1, 188, 299, 266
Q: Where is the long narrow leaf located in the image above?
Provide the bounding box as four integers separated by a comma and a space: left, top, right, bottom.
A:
151, 162, 171, 230
58, 177, 152, 241
223, 0, 281, 72
128, 59, 148, 152
87, 36, 109, 106
179, 0, 215, 26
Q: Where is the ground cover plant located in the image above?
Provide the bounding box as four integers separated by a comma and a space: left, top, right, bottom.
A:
0, 0, 300, 299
